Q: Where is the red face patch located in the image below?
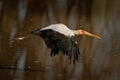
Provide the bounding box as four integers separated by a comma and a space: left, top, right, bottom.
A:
80, 30, 86, 35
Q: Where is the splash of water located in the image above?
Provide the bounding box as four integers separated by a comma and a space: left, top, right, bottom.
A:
14, 36, 32, 41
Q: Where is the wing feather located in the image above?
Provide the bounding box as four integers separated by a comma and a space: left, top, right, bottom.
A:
39, 29, 80, 63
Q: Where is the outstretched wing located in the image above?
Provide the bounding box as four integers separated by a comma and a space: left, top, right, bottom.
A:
39, 29, 80, 63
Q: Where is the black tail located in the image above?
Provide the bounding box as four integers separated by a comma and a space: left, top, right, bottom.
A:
31, 29, 41, 35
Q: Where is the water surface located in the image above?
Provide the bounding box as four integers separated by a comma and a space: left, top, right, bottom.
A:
0, 0, 120, 80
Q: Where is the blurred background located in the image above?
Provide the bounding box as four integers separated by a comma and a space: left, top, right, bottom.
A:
0, 0, 120, 80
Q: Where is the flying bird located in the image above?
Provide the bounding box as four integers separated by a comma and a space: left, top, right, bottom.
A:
31, 23, 101, 63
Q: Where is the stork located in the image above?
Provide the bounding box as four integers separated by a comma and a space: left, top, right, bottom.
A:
31, 23, 101, 63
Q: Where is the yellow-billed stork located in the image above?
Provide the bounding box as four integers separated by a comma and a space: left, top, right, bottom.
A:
31, 23, 101, 63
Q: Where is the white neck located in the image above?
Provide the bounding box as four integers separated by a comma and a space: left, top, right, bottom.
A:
72, 30, 81, 35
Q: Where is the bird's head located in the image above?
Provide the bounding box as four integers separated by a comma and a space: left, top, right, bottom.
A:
73, 30, 101, 39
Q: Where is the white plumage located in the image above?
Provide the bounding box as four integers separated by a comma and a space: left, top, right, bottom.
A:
41, 24, 74, 36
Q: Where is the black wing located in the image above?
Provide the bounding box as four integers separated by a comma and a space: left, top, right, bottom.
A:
36, 29, 80, 63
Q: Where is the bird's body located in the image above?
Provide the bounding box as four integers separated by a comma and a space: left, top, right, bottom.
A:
31, 23, 101, 63
41, 24, 74, 36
